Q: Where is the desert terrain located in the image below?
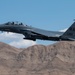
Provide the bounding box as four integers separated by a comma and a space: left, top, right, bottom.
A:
0, 41, 75, 75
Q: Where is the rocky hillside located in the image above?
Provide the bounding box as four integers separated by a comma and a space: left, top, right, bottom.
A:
0, 41, 75, 75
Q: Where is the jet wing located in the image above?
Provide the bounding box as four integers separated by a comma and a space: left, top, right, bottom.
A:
21, 27, 63, 38
32, 29, 63, 37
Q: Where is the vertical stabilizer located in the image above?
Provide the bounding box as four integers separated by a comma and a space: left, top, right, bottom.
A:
61, 22, 75, 40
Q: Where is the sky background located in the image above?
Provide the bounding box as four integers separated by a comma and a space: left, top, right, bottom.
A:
0, 0, 75, 48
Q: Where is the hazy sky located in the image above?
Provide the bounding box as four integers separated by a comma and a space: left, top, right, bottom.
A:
0, 0, 75, 48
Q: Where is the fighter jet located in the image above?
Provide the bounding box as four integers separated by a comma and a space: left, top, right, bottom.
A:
0, 21, 75, 41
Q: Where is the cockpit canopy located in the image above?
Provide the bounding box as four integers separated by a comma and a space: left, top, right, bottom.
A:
5, 21, 24, 25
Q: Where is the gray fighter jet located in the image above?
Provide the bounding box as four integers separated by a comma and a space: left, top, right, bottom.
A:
0, 21, 75, 41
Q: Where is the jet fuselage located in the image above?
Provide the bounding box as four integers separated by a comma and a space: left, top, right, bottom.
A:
0, 21, 74, 41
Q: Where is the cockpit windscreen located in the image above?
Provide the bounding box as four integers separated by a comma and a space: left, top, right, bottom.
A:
5, 21, 23, 25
